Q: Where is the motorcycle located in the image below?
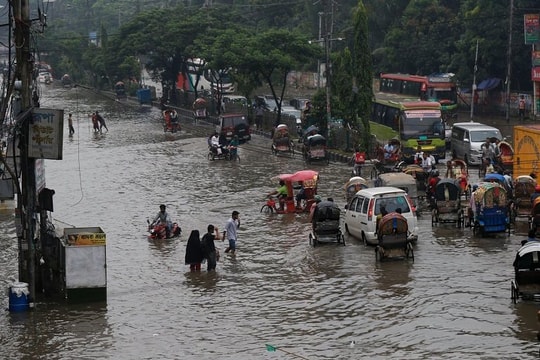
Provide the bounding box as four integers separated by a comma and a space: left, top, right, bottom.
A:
207, 145, 235, 161
147, 220, 182, 240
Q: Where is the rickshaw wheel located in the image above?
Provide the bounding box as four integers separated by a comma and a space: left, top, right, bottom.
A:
362, 233, 368, 246
375, 246, 385, 261
309, 233, 314, 246
260, 205, 274, 213
511, 281, 518, 304
207, 152, 215, 161
406, 242, 414, 261
431, 209, 438, 225
457, 211, 464, 228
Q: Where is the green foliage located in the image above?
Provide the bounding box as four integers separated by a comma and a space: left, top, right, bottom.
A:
36, 0, 535, 98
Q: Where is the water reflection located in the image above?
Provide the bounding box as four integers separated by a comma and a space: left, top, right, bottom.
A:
1, 86, 540, 358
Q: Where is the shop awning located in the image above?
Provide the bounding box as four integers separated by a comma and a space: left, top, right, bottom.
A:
476, 78, 501, 91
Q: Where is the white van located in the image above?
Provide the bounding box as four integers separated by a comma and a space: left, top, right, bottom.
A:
344, 187, 418, 245
450, 122, 502, 165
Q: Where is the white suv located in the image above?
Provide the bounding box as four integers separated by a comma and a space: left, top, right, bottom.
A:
344, 187, 418, 245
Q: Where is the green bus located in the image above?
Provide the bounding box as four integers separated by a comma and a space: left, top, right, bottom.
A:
372, 93, 446, 161
379, 73, 458, 119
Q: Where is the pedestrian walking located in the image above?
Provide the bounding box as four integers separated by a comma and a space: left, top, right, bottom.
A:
223, 210, 240, 255
519, 95, 526, 122
95, 111, 108, 133
185, 230, 204, 272
201, 224, 222, 271
68, 113, 75, 136
254, 104, 264, 130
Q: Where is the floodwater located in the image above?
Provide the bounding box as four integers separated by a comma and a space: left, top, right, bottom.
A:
0, 86, 539, 359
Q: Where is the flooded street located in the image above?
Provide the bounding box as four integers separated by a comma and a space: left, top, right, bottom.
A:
1, 86, 539, 359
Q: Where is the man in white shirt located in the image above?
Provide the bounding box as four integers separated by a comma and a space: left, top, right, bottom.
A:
421, 152, 436, 172
210, 132, 221, 154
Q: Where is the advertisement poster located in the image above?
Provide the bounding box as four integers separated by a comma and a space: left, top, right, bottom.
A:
534, 51, 540, 67
28, 108, 64, 159
525, 14, 540, 45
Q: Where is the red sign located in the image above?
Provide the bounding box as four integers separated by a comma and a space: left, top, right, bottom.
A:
533, 67, 540, 81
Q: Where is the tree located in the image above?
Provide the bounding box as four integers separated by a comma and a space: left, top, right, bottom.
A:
347, 1, 373, 152
198, 27, 321, 123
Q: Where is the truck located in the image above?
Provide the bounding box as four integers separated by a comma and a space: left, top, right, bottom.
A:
513, 125, 540, 177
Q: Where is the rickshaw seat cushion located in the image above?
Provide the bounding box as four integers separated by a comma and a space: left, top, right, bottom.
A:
314, 220, 340, 235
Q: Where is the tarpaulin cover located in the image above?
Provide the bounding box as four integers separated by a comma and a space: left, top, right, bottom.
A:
476, 78, 501, 91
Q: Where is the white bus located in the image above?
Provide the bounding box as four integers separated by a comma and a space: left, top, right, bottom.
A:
184, 58, 234, 94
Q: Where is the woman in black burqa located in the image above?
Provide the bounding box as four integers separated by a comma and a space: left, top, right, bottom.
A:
185, 230, 204, 272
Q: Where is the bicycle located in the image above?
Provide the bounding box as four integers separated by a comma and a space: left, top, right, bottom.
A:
260, 196, 285, 213
261, 196, 278, 213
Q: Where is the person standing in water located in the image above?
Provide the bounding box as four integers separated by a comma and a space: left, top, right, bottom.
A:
68, 113, 75, 136
223, 211, 240, 255
95, 111, 108, 133
185, 230, 204, 272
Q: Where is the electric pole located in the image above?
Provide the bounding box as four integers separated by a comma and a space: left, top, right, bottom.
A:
14, 0, 37, 303
504, 0, 513, 123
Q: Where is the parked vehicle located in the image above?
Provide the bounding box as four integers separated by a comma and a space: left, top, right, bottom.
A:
469, 182, 510, 235
271, 124, 294, 156
309, 199, 345, 247
114, 81, 126, 99
61, 74, 72, 87
217, 114, 251, 143
445, 159, 469, 197
375, 212, 414, 261
498, 140, 514, 167
344, 176, 368, 204
222, 95, 248, 113
290, 98, 310, 111
375, 172, 419, 211
529, 197, 540, 233
302, 134, 328, 164
513, 175, 536, 219
511, 241, 540, 303
450, 122, 502, 166
402, 164, 428, 193
514, 125, 540, 177
431, 178, 464, 226
38, 71, 52, 84
344, 187, 418, 245
193, 97, 208, 122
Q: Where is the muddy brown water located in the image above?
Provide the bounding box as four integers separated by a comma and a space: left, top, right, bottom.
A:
0, 86, 539, 359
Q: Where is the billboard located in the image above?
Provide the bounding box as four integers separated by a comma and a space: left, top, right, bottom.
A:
28, 108, 64, 159
525, 14, 540, 45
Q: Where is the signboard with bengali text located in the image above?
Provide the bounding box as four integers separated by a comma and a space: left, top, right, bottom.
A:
525, 14, 540, 44
533, 51, 540, 67
28, 108, 63, 160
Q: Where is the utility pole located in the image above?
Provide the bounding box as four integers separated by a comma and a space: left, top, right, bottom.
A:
14, 0, 37, 303
504, 0, 513, 123
470, 39, 479, 121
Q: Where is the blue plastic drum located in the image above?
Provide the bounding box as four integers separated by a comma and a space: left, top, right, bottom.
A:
9, 282, 29, 312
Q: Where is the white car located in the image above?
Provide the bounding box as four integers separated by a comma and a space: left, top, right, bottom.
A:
344, 187, 418, 245
38, 71, 52, 84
